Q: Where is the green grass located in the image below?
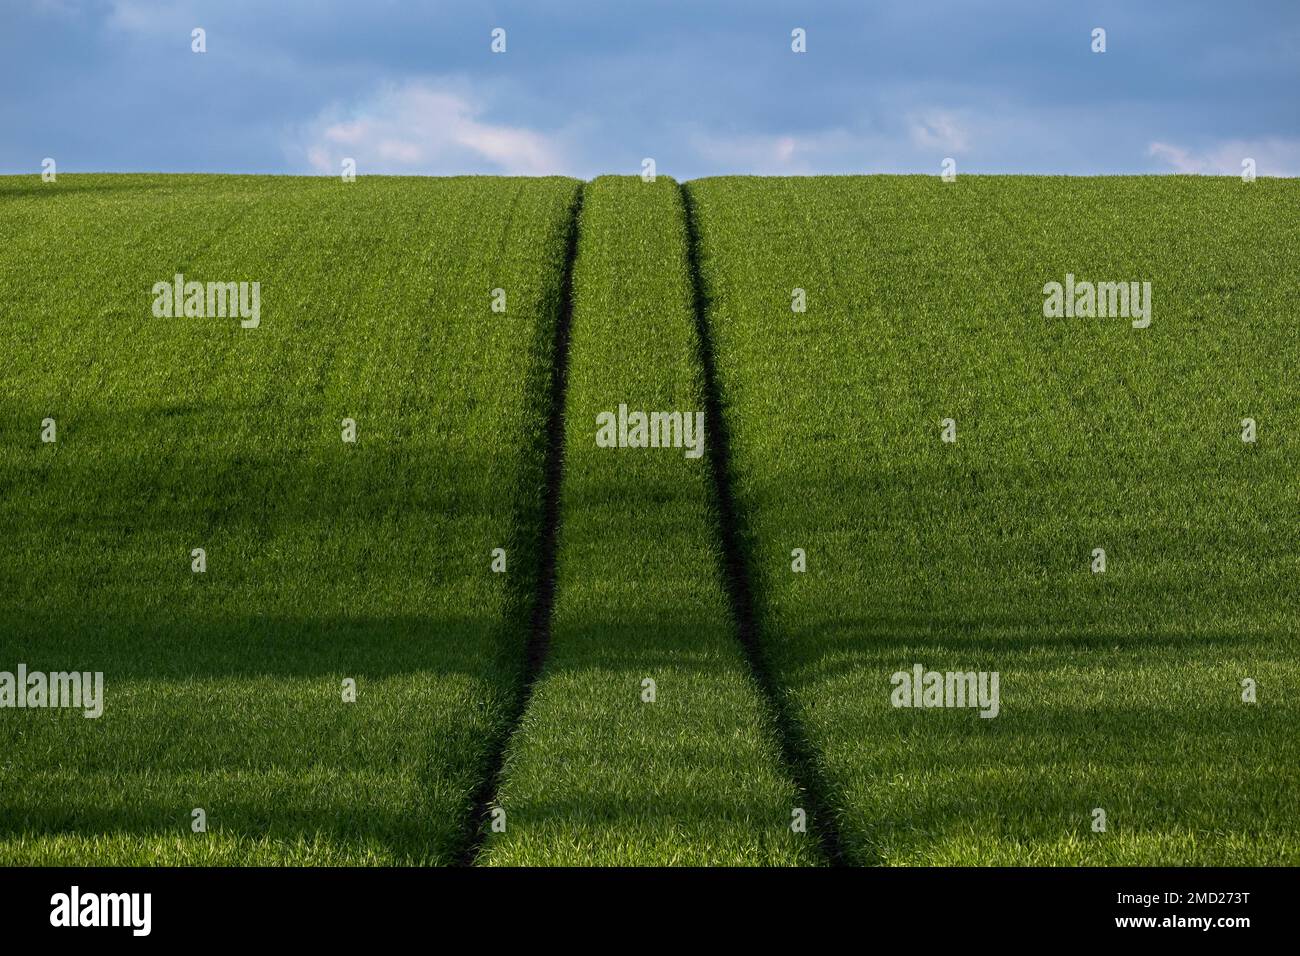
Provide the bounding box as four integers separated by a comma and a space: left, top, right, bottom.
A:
480, 177, 818, 865
0, 174, 580, 864
686, 174, 1300, 865
3, 172, 1295, 867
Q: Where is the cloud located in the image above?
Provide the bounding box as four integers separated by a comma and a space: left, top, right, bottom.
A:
106, 0, 194, 36
30, 0, 81, 18
691, 132, 812, 174
1148, 138, 1300, 176
688, 127, 911, 175
289, 80, 569, 176
689, 112, 989, 176
688, 107, 986, 176
908, 111, 970, 154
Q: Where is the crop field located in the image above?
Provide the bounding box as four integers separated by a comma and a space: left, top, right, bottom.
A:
1, 173, 1296, 866
0, 174, 580, 864
687, 175, 1300, 864
481, 177, 814, 865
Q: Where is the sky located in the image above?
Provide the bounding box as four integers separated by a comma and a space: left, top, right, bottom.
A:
3, 0, 1298, 179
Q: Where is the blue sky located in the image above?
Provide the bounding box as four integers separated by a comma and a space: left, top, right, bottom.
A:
4, 0, 1298, 178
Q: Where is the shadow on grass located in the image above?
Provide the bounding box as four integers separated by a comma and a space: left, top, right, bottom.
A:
0, 609, 526, 865
0, 611, 526, 679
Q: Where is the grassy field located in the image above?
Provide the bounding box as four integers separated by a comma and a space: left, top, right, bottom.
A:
2, 172, 1295, 866
481, 177, 817, 865
0, 174, 579, 864
686, 175, 1300, 864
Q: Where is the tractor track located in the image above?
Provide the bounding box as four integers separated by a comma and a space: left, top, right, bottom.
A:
680, 181, 849, 867
455, 182, 583, 866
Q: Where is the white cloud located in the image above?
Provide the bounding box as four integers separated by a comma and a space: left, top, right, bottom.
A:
690, 129, 890, 175
289, 80, 569, 176
31, 0, 81, 18
106, 0, 193, 36
1148, 138, 1300, 176
907, 111, 970, 154
690, 115, 985, 176
692, 133, 808, 173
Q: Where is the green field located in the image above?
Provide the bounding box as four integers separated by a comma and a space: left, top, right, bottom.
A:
0, 174, 579, 864
687, 175, 1300, 864
481, 177, 815, 865
1, 173, 1295, 866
